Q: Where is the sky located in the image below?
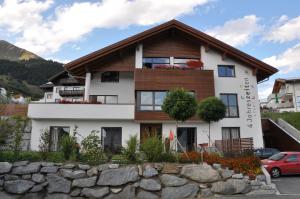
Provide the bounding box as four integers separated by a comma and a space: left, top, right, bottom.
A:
0, 0, 300, 100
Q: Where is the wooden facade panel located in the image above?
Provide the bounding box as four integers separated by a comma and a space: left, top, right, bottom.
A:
89, 48, 135, 72
134, 69, 215, 121
143, 32, 200, 58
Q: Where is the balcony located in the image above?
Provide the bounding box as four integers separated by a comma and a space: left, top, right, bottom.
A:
28, 103, 134, 120
59, 89, 84, 97
134, 68, 215, 120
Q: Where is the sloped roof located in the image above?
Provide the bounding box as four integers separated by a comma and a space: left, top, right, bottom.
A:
272, 77, 300, 93
64, 19, 278, 81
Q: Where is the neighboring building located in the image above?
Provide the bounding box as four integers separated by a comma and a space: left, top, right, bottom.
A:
39, 71, 85, 103
28, 20, 277, 152
266, 78, 300, 112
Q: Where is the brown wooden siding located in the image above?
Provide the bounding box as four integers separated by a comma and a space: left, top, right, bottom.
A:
134, 68, 215, 121
143, 31, 200, 58
88, 47, 135, 72
0, 104, 28, 117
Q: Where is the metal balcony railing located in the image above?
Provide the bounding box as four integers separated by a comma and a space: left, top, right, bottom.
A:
59, 90, 84, 96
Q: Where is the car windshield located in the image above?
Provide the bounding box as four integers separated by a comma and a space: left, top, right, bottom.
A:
268, 153, 286, 161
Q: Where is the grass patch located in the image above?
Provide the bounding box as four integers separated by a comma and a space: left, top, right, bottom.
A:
262, 112, 300, 131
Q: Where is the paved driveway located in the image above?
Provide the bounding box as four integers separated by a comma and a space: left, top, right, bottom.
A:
272, 175, 300, 195
219, 175, 300, 199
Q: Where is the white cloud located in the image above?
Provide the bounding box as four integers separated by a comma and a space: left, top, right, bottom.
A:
205, 15, 263, 46
263, 43, 300, 73
0, 0, 210, 55
264, 15, 300, 43
0, 0, 53, 32
258, 82, 273, 100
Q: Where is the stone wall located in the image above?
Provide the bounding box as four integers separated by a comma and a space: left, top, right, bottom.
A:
0, 161, 277, 199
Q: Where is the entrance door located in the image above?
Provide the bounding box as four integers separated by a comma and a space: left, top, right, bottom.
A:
177, 127, 197, 152
140, 123, 162, 143
101, 127, 122, 153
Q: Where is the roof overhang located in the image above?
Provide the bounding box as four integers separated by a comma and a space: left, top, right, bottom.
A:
64, 20, 278, 82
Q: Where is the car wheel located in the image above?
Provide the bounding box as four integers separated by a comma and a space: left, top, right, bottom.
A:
270, 168, 281, 178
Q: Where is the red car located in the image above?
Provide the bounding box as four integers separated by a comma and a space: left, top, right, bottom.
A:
261, 152, 300, 178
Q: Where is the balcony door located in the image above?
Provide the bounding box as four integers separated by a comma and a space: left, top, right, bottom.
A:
101, 127, 122, 153
177, 127, 197, 152
140, 123, 162, 143
49, 126, 70, 152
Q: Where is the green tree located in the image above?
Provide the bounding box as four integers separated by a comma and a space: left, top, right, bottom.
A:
197, 97, 226, 146
162, 88, 197, 152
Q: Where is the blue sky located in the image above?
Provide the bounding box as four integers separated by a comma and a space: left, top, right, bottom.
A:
0, 0, 300, 99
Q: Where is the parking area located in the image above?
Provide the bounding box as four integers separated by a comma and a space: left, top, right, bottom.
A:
272, 175, 300, 195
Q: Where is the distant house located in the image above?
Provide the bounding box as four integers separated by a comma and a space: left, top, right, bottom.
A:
39, 70, 85, 103
266, 78, 300, 112
28, 20, 277, 152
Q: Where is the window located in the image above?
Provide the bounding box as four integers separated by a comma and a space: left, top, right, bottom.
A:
55, 87, 60, 93
297, 96, 300, 107
89, 95, 118, 104
137, 91, 167, 111
49, 126, 70, 151
101, 72, 119, 82
142, 57, 170, 69
286, 154, 299, 162
220, 94, 239, 117
174, 58, 200, 69
218, 65, 235, 77
101, 127, 122, 153
222, 127, 240, 140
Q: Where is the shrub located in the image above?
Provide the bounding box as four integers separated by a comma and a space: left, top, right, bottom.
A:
158, 152, 177, 162
141, 136, 164, 162
81, 130, 105, 165
122, 135, 138, 162
0, 151, 41, 162
46, 152, 65, 163
178, 152, 261, 178
60, 134, 77, 161
38, 129, 51, 160
10, 116, 27, 157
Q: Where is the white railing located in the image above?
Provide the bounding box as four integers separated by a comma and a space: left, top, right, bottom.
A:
277, 118, 300, 143
28, 103, 135, 120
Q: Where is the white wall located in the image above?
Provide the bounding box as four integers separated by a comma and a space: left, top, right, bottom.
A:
201, 46, 264, 148
90, 72, 134, 104
30, 119, 140, 151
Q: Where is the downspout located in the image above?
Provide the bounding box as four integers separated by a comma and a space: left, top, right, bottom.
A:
293, 80, 298, 112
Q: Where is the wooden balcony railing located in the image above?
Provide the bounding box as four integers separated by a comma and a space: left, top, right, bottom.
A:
215, 137, 254, 154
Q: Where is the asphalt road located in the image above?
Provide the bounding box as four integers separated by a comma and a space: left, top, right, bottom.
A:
272, 175, 300, 195
218, 175, 300, 199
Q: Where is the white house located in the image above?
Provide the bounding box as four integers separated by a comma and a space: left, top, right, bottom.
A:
266, 78, 300, 112
28, 20, 277, 152
39, 71, 85, 103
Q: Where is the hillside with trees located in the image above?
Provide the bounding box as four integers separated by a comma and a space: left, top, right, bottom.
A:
0, 40, 64, 100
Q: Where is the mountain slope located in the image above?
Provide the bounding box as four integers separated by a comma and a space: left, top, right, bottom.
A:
0, 40, 41, 61
0, 40, 64, 99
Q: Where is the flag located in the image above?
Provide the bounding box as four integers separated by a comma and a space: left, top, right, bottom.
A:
169, 130, 174, 141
